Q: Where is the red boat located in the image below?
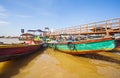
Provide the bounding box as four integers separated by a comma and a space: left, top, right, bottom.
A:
0, 43, 43, 62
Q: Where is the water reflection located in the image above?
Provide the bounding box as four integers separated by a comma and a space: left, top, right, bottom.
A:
0, 48, 120, 78
75, 53, 120, 64
46, 49, 120, 78
0, 48, 45, 78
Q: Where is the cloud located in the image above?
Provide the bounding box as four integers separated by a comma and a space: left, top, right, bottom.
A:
0, 20, 9, 25
12, 0, 56, 17
16, 15, 33, 18
0, 5, 6, 12
0, 5, 8, 18
0, 13, 7, 18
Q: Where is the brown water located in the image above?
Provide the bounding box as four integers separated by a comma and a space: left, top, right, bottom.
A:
0, 38, 20, 44
0, 48, 120, 78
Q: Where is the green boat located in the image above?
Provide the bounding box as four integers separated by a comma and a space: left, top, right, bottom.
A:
48, 38, 115, 54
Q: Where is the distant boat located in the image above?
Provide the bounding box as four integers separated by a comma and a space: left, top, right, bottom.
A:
0, 43, 43, 62
19, 33, 35, 41
48, 38, 115, 54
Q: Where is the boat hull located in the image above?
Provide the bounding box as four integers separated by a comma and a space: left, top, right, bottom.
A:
49, 38, 115, 54
113, 47, 120, 51
0, 44, 43, 61
113, 38, 120, 51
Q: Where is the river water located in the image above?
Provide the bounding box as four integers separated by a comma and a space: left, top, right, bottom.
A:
0, 38, 20, 44
0, 38, 120, 78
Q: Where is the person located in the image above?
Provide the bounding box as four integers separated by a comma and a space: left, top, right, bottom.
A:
43, 36, 47, 43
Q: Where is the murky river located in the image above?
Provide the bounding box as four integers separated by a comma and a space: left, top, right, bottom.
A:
0, 38, 120, 78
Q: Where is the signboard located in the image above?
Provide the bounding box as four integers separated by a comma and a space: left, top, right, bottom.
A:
21, 29, 24, 33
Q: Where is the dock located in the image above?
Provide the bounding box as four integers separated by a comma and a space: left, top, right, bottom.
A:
50, 18, 120, 37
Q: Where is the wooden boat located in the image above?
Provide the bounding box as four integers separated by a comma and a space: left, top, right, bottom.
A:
114, 46, 120, 51
19, 33, 35, 41
48, 38, 115, 54
113, 38, 120, 51
0, 43, 43, 61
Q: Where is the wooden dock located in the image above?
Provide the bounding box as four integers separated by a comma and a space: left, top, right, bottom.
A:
50, 18, 120, 36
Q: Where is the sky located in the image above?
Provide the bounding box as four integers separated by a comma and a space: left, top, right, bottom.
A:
0, 0, 120, 36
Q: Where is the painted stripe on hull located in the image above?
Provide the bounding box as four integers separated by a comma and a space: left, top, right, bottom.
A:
49, 40, 115, 54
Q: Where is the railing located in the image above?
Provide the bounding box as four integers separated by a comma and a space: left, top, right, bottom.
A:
50, 18, 120, 35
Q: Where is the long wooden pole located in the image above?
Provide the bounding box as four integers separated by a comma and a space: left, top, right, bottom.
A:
105, 21, 110, 37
